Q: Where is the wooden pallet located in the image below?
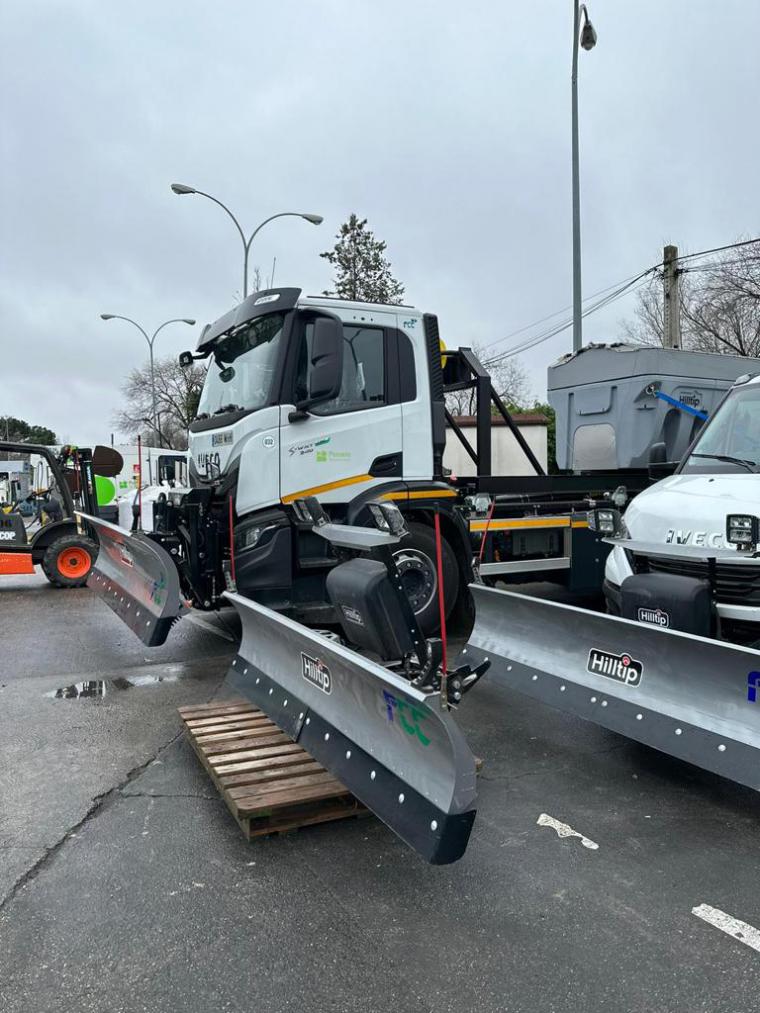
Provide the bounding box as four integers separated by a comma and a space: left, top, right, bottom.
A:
179, 699, 367, 840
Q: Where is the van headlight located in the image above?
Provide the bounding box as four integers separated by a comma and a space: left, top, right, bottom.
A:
726, 514, 758, 548
587, 507, 628, 538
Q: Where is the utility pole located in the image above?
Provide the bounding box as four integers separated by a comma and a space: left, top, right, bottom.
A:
662, 244, 681, 349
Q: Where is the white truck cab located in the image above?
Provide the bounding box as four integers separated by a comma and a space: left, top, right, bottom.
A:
605, 372, 760, 646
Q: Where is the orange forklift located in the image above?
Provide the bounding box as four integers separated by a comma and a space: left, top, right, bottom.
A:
0, 443, 122, 587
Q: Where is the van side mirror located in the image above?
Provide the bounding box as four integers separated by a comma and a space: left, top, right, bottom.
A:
649, 442, 667, 464
178, 351, 194, 368
307, 317, 344, 404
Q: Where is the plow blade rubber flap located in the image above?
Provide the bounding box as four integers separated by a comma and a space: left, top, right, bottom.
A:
224, 591, 478, 864
464, 585, 760, 791
77, 513, 186, 647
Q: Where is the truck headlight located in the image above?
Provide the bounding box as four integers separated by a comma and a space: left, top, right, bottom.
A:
235, 522, 262, 550
368, 501, 407, 536
726, 514, 758, 548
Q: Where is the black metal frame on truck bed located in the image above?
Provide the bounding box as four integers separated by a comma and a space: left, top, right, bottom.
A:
441, 349, 652, 592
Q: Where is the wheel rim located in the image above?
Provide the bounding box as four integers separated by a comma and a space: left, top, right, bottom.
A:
57, 547, 91, 579
393, 548, 438, 614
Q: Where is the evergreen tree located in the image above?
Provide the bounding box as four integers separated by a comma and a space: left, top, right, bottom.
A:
0, 416, 57, 444
320, 214, 405, 304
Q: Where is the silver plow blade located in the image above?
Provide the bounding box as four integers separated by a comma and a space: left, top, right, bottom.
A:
77, 513, 186, 647
224, 591, 478, 864
464, 585, 760, 791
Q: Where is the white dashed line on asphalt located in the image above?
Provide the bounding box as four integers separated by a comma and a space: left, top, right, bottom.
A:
692, 904, 760, 954
536, 813, 599, 850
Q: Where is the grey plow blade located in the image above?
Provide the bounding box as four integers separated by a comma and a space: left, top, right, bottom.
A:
224, 591, 479, 864
464, 585, 760, 791
77, 513, 186, 647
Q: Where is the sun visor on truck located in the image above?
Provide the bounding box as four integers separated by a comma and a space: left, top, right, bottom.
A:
196, 287, 302, 354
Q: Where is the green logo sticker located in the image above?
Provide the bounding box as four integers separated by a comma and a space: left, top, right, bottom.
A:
383, 690, 430, 746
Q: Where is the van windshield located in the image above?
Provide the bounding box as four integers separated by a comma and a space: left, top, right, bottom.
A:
681, 384, 760, 474
197, 312, 286, 418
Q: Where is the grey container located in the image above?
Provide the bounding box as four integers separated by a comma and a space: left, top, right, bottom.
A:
548, 343, 760, 470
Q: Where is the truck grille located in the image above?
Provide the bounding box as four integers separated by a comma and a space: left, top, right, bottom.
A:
635, 554, 760, 607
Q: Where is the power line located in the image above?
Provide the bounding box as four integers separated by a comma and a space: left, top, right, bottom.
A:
677, 237, 760, 263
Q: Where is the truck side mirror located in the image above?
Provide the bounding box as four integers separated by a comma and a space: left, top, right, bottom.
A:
178, 351, 194, 368
649, 442, 667, 465
307, 317, 344, 404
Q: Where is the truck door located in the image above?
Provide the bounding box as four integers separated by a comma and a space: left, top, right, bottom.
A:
280, 315, 404, 505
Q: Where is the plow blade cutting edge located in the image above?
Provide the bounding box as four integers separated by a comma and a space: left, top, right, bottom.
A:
77, 513, 186, 647
463, 585, 760, 791
224, 591, 479, 864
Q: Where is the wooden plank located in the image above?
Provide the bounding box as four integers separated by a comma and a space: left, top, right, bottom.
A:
178, 701, 250, 718
235, 779, 350, 816
213, 743, 304, 774
218, 753, 320, 782
219, 761, 322, 790
201, 734, 295, 757
245, 798, 365, 839
226, 768, 334, 801
195, 725, 288, 745
184, 717, 267, 733
206, 736, 292, 765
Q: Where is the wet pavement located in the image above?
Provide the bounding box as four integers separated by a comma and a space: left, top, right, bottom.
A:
1, 574, 758, 1012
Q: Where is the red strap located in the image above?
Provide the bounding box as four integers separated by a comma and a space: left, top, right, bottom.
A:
228, 494, 237, 585
434, 512, 448, 675
137, 434, 142, 530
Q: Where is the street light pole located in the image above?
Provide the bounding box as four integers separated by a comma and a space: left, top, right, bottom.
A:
571, 1, 597, 353
170, 184, 323, 300
100, 315, 196, 447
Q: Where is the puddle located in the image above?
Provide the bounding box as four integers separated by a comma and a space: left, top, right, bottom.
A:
47, 670, 184, 699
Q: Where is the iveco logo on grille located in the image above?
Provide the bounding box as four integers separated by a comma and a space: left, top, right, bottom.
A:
587, 648, 643, 686
638, 607, 669, 628
301, 652, 331, 694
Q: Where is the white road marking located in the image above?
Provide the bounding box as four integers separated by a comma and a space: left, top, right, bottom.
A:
536, 813, 599, 850
186, 613, 236, 642
692, 904, 760, 954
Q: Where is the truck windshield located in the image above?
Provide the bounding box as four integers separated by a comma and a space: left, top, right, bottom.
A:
196, 312, 286, 418
681, 383, 760, 474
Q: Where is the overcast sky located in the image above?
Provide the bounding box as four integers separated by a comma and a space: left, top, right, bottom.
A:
1, 0, 758, 445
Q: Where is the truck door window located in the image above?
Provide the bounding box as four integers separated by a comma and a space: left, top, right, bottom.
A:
297, 323, 386, 415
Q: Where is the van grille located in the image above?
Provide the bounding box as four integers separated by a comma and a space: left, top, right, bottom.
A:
635, 554, 760, 606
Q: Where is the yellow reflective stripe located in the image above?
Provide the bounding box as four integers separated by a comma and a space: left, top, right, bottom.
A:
470, 517, 571, 532
380, 489, 458, 502
281, 473, 373, 504
571, 520, 589, 528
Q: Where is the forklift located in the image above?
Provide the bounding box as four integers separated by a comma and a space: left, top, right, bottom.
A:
0, 443, 122, 587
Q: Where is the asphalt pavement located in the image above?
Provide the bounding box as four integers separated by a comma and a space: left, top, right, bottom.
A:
1, 574, 758, 1012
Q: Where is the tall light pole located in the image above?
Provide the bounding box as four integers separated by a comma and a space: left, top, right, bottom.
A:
571, 2, 597, 353
100, 315, 196, 447
170, 184, 323, 300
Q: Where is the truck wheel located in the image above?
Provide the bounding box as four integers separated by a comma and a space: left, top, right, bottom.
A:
41, 535, 97, 588
393, 521, 458, 636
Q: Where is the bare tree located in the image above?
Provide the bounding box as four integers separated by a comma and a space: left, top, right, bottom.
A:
445, 344, 532, 416
622, 240, 760, 356
113, 355, 206, 450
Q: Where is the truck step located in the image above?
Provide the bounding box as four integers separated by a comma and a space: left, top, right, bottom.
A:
179, 700, 369, 840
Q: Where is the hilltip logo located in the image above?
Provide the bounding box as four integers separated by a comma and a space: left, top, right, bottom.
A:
637, 606, 670, 628
301, 652, 331, 694
587, 648, 643, 687
748, 671, 760, 703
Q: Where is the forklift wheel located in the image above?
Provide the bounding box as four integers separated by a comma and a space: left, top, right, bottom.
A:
41, 534, 97, 588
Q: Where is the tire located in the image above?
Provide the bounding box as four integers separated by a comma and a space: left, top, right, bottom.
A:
393, 521, 459, 636
41, 534, 97, 588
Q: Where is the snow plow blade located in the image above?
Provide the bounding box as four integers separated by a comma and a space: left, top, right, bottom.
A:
224, 591, 478, 864
77, 513, 186, 647
463, 585, 760, 791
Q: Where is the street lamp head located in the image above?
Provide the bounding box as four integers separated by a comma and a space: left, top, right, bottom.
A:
171, 183, 196, 195
100, 313, 114, 320
182, 318, 196, 325
580, 19, 597, 50
302, 214, 324, 225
